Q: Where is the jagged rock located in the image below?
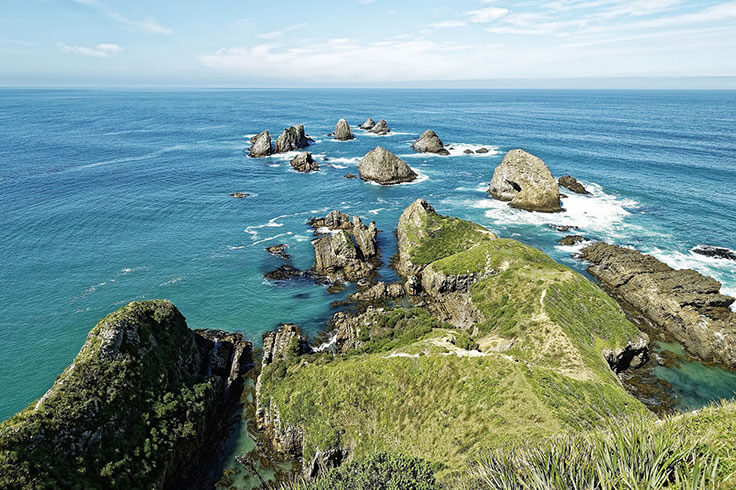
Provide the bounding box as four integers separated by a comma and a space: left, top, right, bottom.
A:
488, 149, 562, 212
412, 130, 449, 155
333, 119, 354, 141
692, 245, 736, 261
396, 198, 436, 277
309, 210, 353, 231
360, 118, 375, 130
405, 275, 421, 296
266, 244, 290, 261
230, 192, 250, 198
582, 242, 736, 367
558, 235, 585, 246
549, 224, 580, 232
261, 323, 310, 366
349, 281, 405, 302
558, 175, 590, 194
290, 152, 319, 173
274, 124, 311, 153
603, 338, 650, 373
264, 264, 303, 281
0, 300, 253, 489
476, 148, 489, 154
249, 131, 272, 157
309, 211, 379, 283
345, 173, 357, 179
358, 146, 417, 185
370, 119, 390, 135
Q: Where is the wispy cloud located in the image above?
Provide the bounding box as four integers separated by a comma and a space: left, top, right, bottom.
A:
257, 23, 307, 40
427, 20, 467, 29
466, 6, 509, 22
72, 0, 173, 35
5, 39, 36, 47
57, 42, 122, 58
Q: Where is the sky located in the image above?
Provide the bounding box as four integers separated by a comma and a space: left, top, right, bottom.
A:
1, 0, 736, 88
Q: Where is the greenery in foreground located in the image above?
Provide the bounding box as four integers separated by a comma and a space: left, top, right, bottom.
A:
0, 301, 214, 489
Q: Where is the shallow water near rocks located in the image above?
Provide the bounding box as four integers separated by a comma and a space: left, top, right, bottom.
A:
1, 89, 735, 463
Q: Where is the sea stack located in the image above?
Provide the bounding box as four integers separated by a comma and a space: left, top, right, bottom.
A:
488, 149, 562, 212
358, 146, 417, 185
249, 130, 272, 157
370, 119, 390, 135
274, 124, 311, 153
290, 152, 319, 173
360, 118, 376, 130
412, 130, 449, 155
333, 119, 354, 141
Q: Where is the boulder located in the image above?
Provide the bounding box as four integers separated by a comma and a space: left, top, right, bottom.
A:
476, 148, 489, 154
264, 264, 303, 281
333, 119, 354, 141
290, 152, 319, 173
370, 119, 390, 135
249, 131, 272, 157
360, 118, 376, 130
412, 130, 449, 155
345, 173, 357, 179
463, 149, 474, 154
266, 244, 290, 261
488, 149, 562, 212
581, 242, 736, 367
274, 124, 311, 153
558, 175, 590, 195
558, 235, 585, 246
358, 146, 417, 185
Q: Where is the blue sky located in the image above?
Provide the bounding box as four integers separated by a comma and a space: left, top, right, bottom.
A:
1, 0, 736, 87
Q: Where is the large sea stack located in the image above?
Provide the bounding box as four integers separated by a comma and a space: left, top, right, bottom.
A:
412, 130, 450, 155
370, 119, 390, 135
333, 119, 354, 141
488, 149, 562, 212
275, 124, 311, 153
249, 130, 272, 157
358, 146, 417, 185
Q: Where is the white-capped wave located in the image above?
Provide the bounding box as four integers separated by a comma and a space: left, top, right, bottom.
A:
160, 276, 183, 286
251, 232, 294, 246
364, 168, 429, 186
401, 143, 499, 159
325, 156, 360, 165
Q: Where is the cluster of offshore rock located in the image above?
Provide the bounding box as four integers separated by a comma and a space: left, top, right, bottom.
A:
581, 242, 736, 368
248, 124, 313, 157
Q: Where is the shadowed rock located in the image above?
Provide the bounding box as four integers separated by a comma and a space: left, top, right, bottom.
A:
290, 152, 319, 173
359, 118, 375, 130
559, 175, 590, 194
249, 131, 272, 157
558, 235, 585, 246
412, 130, 449, 155
370, 119, 390, 135
358, 146, 417, 185
488, 149, 562, 212
275, 124, 311, 153
333, 119, 354, 141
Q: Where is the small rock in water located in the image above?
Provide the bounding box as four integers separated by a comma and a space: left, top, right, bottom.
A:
360, 118, 376, 130
548, 224, 580, 232
463, 149, 474, 154
345, 173, 357, 179
370, 119, 390, 135
264, 264, 303, 281
476, 147, 489, 154
692, 244, 736, 261
230, 192, 250, 198
266, 244, 290, 261
290, 152, 319, 173
558, 175, 590, 195
558, 235, 585, 246
412, 130, 449, 155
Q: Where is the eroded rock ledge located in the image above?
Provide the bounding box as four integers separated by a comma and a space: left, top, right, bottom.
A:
582, 242, 736, 367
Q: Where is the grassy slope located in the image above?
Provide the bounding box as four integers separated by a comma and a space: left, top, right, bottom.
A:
260, 207, 649, 472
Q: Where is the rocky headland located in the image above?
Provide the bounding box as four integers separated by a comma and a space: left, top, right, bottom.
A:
0, 300, 254, 489
581, 242, 736, 367
488, 149, 562, 212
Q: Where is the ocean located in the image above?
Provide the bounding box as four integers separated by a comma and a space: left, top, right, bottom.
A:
1, 88, 735, 421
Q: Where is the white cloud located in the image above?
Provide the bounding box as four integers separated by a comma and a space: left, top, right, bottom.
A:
73, 0, 173, 35
257, 23, 308, 40
466, 6, 509, 23
57, 42, 123, 58
427, 20, 467, 29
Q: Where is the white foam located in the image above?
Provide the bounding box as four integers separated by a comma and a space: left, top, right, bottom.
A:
160, 276, 183, 286
645, 248, 736, 301
359, 130, 413, 137
402, 143, 500, 159
251, 232, 293, 246
327, 164, 347, 169
326, 156, 360, 165
316, 227, 340, 235
368, 208, 385, 215
314, 333, 338, 352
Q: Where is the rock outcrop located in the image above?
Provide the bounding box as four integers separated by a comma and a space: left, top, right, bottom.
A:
359, 118, 375, 130
230, 192, 250, 198
559, 235, 585, 246
249, 131, 272, 157
370, 119, 390, 135
333, 119, 354, 141
290, 152, 319, 173
0, 300, 254, 489
582, 242, 736, 367
275, 124, 311, 153
348, 281, 405, 303
558, 175, 590, 195
488, 149, 562, 212
358, 146, 417, 185
266, 244, 290, 261
412, 130, 449, 155
310, 211, 379, 282
692, 244, 736, 261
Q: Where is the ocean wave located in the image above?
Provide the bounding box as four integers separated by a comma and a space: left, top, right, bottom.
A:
401, 143, 500, 159
325, 156, 360, 165
159, 276, 183, 286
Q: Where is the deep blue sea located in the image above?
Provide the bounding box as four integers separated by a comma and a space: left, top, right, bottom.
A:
2, 89, 736, 421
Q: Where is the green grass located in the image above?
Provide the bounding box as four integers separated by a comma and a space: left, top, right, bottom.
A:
406, 211, 494, 267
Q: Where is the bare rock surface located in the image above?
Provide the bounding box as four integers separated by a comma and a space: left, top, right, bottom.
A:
358, 146, 417, 185
488, 149, 562, 212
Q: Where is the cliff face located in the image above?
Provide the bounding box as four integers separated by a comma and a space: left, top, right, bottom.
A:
582, 242, 736, 367
0, 300, 253, 490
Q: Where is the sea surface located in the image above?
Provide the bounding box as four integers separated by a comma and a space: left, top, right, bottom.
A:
2, 89, 736, 425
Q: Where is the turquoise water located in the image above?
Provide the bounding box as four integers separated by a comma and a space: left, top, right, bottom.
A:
1, 89, 735, 420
